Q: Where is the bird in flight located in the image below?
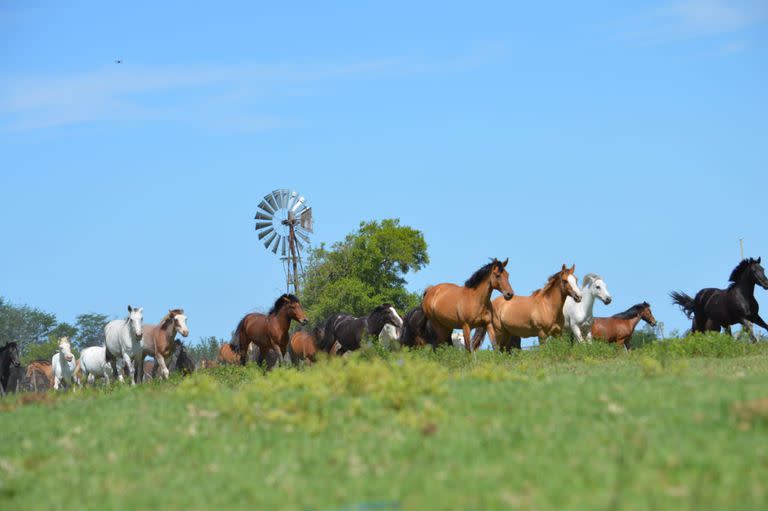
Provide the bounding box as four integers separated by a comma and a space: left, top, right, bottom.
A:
114, 59, 123, 64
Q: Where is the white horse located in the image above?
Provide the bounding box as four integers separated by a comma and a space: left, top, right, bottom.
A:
451, 331, 465, 349
104, 305, 144, 385
563, 273, 612, 343
379, 323, 401, 349
52, 337, 77, 390
77, 346, 112, 385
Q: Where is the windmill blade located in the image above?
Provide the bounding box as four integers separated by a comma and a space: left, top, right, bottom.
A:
295, 239, 304, 252
265, 193, 278, 212
295, 230, 311, 244
257, 227, 274, 240
254, 221, 273, 231
290, 195, 305, 213
276, 189, 290, 209
258, 199, 275, 215
255, 212, 273, 221
263, 231, 278, 249
280, 237, 287, 257
287, 191, 299, 211
271, 236, 282, 254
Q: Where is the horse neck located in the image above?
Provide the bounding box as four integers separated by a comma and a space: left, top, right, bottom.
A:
733, 273, 756, 298
540, 279, 568, 311
271, 308, 292, 334
579, 285, 598, 313
627, 315, 642, 331
468, 276, 495, 309
363, 315, 377, 336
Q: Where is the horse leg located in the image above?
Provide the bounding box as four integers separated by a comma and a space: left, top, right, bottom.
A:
749, 314, 768, 339
155, 353, 170, 379
53, 375, 60, 390
462, 324, 474, 353
740, 320, 757, 343
120, 352, 135, 386
239, 341, 249, 366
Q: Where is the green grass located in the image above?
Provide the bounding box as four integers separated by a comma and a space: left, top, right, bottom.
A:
2, 335, 768, 510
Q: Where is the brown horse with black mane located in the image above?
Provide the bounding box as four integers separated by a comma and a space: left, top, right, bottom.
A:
592, 302, 657, 349
422, 258, 514, 352
474, 264, 582, 351
233, 294, 309, 369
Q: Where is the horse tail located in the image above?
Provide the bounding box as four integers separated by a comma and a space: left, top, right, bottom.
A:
670, 291, 696, 320
471, 326, 488, 349
232, 316, 248, 349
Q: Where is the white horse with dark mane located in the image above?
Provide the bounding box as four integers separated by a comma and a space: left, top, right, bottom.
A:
563, 273, 612, 343
104, 305, 144, 385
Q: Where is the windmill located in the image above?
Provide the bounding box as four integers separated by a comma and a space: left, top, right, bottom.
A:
254, 189, 313, 294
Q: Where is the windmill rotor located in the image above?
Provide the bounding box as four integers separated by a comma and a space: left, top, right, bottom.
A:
254, 189, 313, 293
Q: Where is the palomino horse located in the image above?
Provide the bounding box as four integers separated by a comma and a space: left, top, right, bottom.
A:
671, 257, 768, 342
0, 341, 20, 395
563, 273, 612, 343
473, 264, 581, 351
423, 258, 514, 352
319, 304, 403, 355
135, 309, 189, 382
288, 326, 325, 366
52, 337, 77, 390
233, 294, 309, 369
105, 305, 144, 385
25, 360, 53, 391
592, 302, 657, 349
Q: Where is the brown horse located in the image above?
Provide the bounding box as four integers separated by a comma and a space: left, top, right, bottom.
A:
288, 326, 325, 366
474, 264, 582, 351
135, 309, 190, 382
233, 294, 309, 369
25, 360, 53, 391
592, 302, 657, 349
217, 342, 256, 365
422, 258, 514, 352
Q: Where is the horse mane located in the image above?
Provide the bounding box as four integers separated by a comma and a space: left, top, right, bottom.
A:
729, 258, 759, 283
269, 294, 300, 314
582, 273, 602, 287
159, 309, 185, 329
465, 259, 503, 289
611, 302, 649, 319
531, 272, 561, 297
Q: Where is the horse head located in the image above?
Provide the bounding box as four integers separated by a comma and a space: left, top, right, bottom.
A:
368, 304, 403, 335
584, 274, 612, 305
169, 309, 189, 337
490, 258, 514, 300
276, 295, 309, 325
749, 257, 768, 290
127, 305, 144, 340
58, 337, 74, 362
4, 342, 20, 368
560, 264, 582, 302
640, 302, 657, 327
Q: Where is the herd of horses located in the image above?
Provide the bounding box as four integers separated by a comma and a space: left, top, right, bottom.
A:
1, 256, 766, 393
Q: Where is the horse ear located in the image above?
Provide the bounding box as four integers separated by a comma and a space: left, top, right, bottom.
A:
758, 257, 762, 264
561, 264, 567, 271
570, 264, 576, 273
501, 258, 508, 268
128, 305, 133, 313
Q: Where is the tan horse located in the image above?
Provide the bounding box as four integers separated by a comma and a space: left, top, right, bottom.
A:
217, 342, 255, 365
135, 309, 189, 382
422, 258, 514, 352
233, 294, 308, 369
476, 264, 582, 351
26, 360, 53, 391
592, 302, 657, 349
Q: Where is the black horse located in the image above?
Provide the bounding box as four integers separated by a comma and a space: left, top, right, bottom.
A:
0, 341, 21, 395
171, 339, 195, 376
319, 304, 404, 355
400, 306, 438, 348
671, 257, 768, 342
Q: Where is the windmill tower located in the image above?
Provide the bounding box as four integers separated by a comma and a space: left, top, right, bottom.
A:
254, 189, 313, 294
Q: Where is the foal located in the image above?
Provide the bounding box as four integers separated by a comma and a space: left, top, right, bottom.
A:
135, 309, 189, 382
592, 302, 657, 349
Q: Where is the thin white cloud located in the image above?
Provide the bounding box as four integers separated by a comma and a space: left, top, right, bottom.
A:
623, 0, 767, 44
719, 39, 750, 55
0, 48, 501, 132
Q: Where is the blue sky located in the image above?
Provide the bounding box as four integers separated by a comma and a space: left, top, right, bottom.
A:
1, 1, 767, 344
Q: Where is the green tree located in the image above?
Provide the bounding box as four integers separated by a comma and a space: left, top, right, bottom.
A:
187, 336, 223, 364
300, 218, 429, 324
73, 313, 110, 350
0, 296, 58, 356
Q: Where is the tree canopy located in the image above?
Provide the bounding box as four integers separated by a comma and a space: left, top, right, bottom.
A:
300, 219, 428, 324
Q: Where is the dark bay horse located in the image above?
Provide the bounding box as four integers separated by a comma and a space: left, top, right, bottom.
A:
592, 302, 657, 349
472, 264, 580, 351
171, 339, 195, 376
400, 306, 436, 348
233, 294, 309, 369
671, 257, 768, 342
423, 258, 514, 352
0, 341, 20, 395
319, 304, 403, 355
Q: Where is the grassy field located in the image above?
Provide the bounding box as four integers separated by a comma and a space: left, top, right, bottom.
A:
2, 335, 768, 510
